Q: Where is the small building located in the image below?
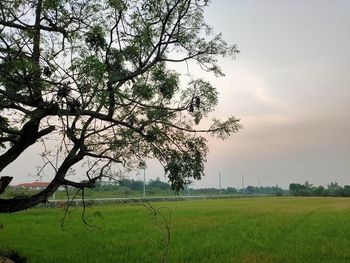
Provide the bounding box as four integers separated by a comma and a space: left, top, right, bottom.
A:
16, 182, 50, 190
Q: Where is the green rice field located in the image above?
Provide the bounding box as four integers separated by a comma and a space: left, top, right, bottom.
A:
0, 197, 349, 262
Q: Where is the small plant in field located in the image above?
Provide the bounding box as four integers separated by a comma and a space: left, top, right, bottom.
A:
59, 187, 103, 231
141, 202, 172, 263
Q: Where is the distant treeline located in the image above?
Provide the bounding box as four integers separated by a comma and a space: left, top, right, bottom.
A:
289, 182, 350, 197
97, 178, 350, 197
7, 178, 349, 198
96, 177, 170, 192
96, 178, 285, 196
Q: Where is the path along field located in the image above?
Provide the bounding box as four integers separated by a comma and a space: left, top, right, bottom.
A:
0, 197, 349, 263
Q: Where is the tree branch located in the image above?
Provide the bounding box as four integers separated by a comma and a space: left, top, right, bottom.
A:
0, 176, 12, 195
62, 179, 97, 189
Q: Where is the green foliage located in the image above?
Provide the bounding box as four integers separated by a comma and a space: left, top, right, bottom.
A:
164, 137, 207, 191
118, 178, 144, 191
0, 0, 242, 210
81, 56, 107, 82
0, 56, 40, 95
148, 177, 170, 190
241, 185, 285, 196
42, 0, 61, 10
132, 82, 153, 100
210, 117, 243, 139
85, 25, 107, 51
107, 0, 128, 11
151, 64, 179, 100
0, 116, 9, 139
289, 181, 350, 197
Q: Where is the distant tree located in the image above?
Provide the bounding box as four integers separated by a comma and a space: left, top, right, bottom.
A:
130, 180, 144, 192
226, 187, 238, 194
239, 185, 285, 196
313, 185, 326, 196
289, 181, 350, 197
290, 182, 314, 196
245, 186, 255, 195
327, 182, 341, 196
118, 179, 143, 191
343, 185, 350, 197
289, 183, 299, 195
0, 0, 241, 212
148, 177, 170, 190
271, 185, 284, 196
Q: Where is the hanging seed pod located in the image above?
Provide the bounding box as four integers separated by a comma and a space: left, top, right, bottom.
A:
195, 96, 200, 109
188, 103, 194, 113
43, 66, 52, 77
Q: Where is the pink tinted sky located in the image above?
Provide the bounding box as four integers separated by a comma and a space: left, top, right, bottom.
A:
194, 0, 350, 188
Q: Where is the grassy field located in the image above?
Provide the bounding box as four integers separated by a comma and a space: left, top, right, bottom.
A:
0, 197, 349, 263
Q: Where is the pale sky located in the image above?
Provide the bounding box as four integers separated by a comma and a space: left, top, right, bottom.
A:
5, 0, 350, 189
193, 0, 350, 189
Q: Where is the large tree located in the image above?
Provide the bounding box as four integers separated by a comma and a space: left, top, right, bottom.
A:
0, 0, 241, 212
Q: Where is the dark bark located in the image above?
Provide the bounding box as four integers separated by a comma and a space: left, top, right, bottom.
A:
0, 176, 12, 194
63, 179, 98, 189
0, 119, 54, 173
0, 146, 83, 213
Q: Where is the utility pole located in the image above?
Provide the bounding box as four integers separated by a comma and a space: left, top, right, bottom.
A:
143, 166, 146, 198
241, 174, 245, 191
219, 172, 222, 195
187, 178, 190, 197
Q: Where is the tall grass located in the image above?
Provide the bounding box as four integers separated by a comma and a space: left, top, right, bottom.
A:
0, 197, 349, 262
